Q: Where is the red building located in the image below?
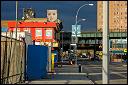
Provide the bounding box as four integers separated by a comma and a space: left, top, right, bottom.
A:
8, 18, 63, 47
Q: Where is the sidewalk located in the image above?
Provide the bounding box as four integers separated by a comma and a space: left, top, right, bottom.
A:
26, 65, 94, 84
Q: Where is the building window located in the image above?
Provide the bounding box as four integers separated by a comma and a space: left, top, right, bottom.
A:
117, 20, 119, 23
125, 16, 127, 19
125, 2, 127, 6
117, 8, 119, 11
124, 8, 127, 11
120, 17, 123, 19
121, 12, 122, 15
125, 12, 127, 14
114, 12, 116, 15
117, 4, 119, 6
114, 20, 116, 23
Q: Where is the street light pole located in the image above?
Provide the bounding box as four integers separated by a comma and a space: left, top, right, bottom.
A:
75, 3, 93, 65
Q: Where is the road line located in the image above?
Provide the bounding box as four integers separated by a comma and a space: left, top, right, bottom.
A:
48, 72, 87, 75
87, 72, 127, 76
48, 71, 127, 75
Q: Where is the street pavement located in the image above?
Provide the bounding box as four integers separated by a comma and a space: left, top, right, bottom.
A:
25, 58, 127, 84
26, 65, 94, 84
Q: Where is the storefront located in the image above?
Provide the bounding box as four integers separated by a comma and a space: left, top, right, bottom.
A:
110, 39, 127, 62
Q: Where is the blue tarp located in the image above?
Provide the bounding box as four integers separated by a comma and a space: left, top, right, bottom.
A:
26, 45, 48, 80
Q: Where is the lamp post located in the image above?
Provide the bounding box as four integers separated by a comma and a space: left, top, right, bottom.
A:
75, 3, 93, 65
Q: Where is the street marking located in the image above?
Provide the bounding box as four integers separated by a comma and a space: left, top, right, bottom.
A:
48, 71, 127, 75
85, 67, 102, 68
48, 72, 87, 75
86, 72, 127, 76
122, 65, 127, 67
28, 80, 94, 84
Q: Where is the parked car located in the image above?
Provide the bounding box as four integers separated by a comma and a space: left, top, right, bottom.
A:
81, 55, 88, 58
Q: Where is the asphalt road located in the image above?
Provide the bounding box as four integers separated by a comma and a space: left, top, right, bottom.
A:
76, 58, 127, 84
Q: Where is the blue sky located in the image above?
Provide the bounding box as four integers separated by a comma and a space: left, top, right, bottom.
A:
1, 1, 97, 32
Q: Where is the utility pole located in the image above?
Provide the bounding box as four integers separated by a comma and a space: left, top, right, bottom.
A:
102, 1, 109, 84
16, 1, 18, 39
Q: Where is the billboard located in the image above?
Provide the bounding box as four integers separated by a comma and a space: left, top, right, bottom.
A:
47, 10, 57, 22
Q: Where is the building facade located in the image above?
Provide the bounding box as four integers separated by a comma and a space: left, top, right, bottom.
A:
97, 1, 127, 32
7, 18, 62, 47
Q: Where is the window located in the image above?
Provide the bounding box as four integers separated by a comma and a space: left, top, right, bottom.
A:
117, 20, 119, 23
117, 4, 119, 6
117, 8, 119, 11
125, 12, 127, 14
120, 17, 123, 19
114, 12, 116, 15
125, 8, 127, 11
121, 12, 123, 15
125, 16, 127, 19
125, 2, 127, 6
36, 29, 42, 37
114, 20, 116, 23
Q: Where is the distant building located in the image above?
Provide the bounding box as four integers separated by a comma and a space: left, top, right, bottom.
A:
97, 1, 127, 32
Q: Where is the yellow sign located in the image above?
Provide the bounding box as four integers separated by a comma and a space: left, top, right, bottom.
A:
124, 49, 127, 53
99, 51, 103, 56
53, 42, 58, 47
96, 51, 103, 56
